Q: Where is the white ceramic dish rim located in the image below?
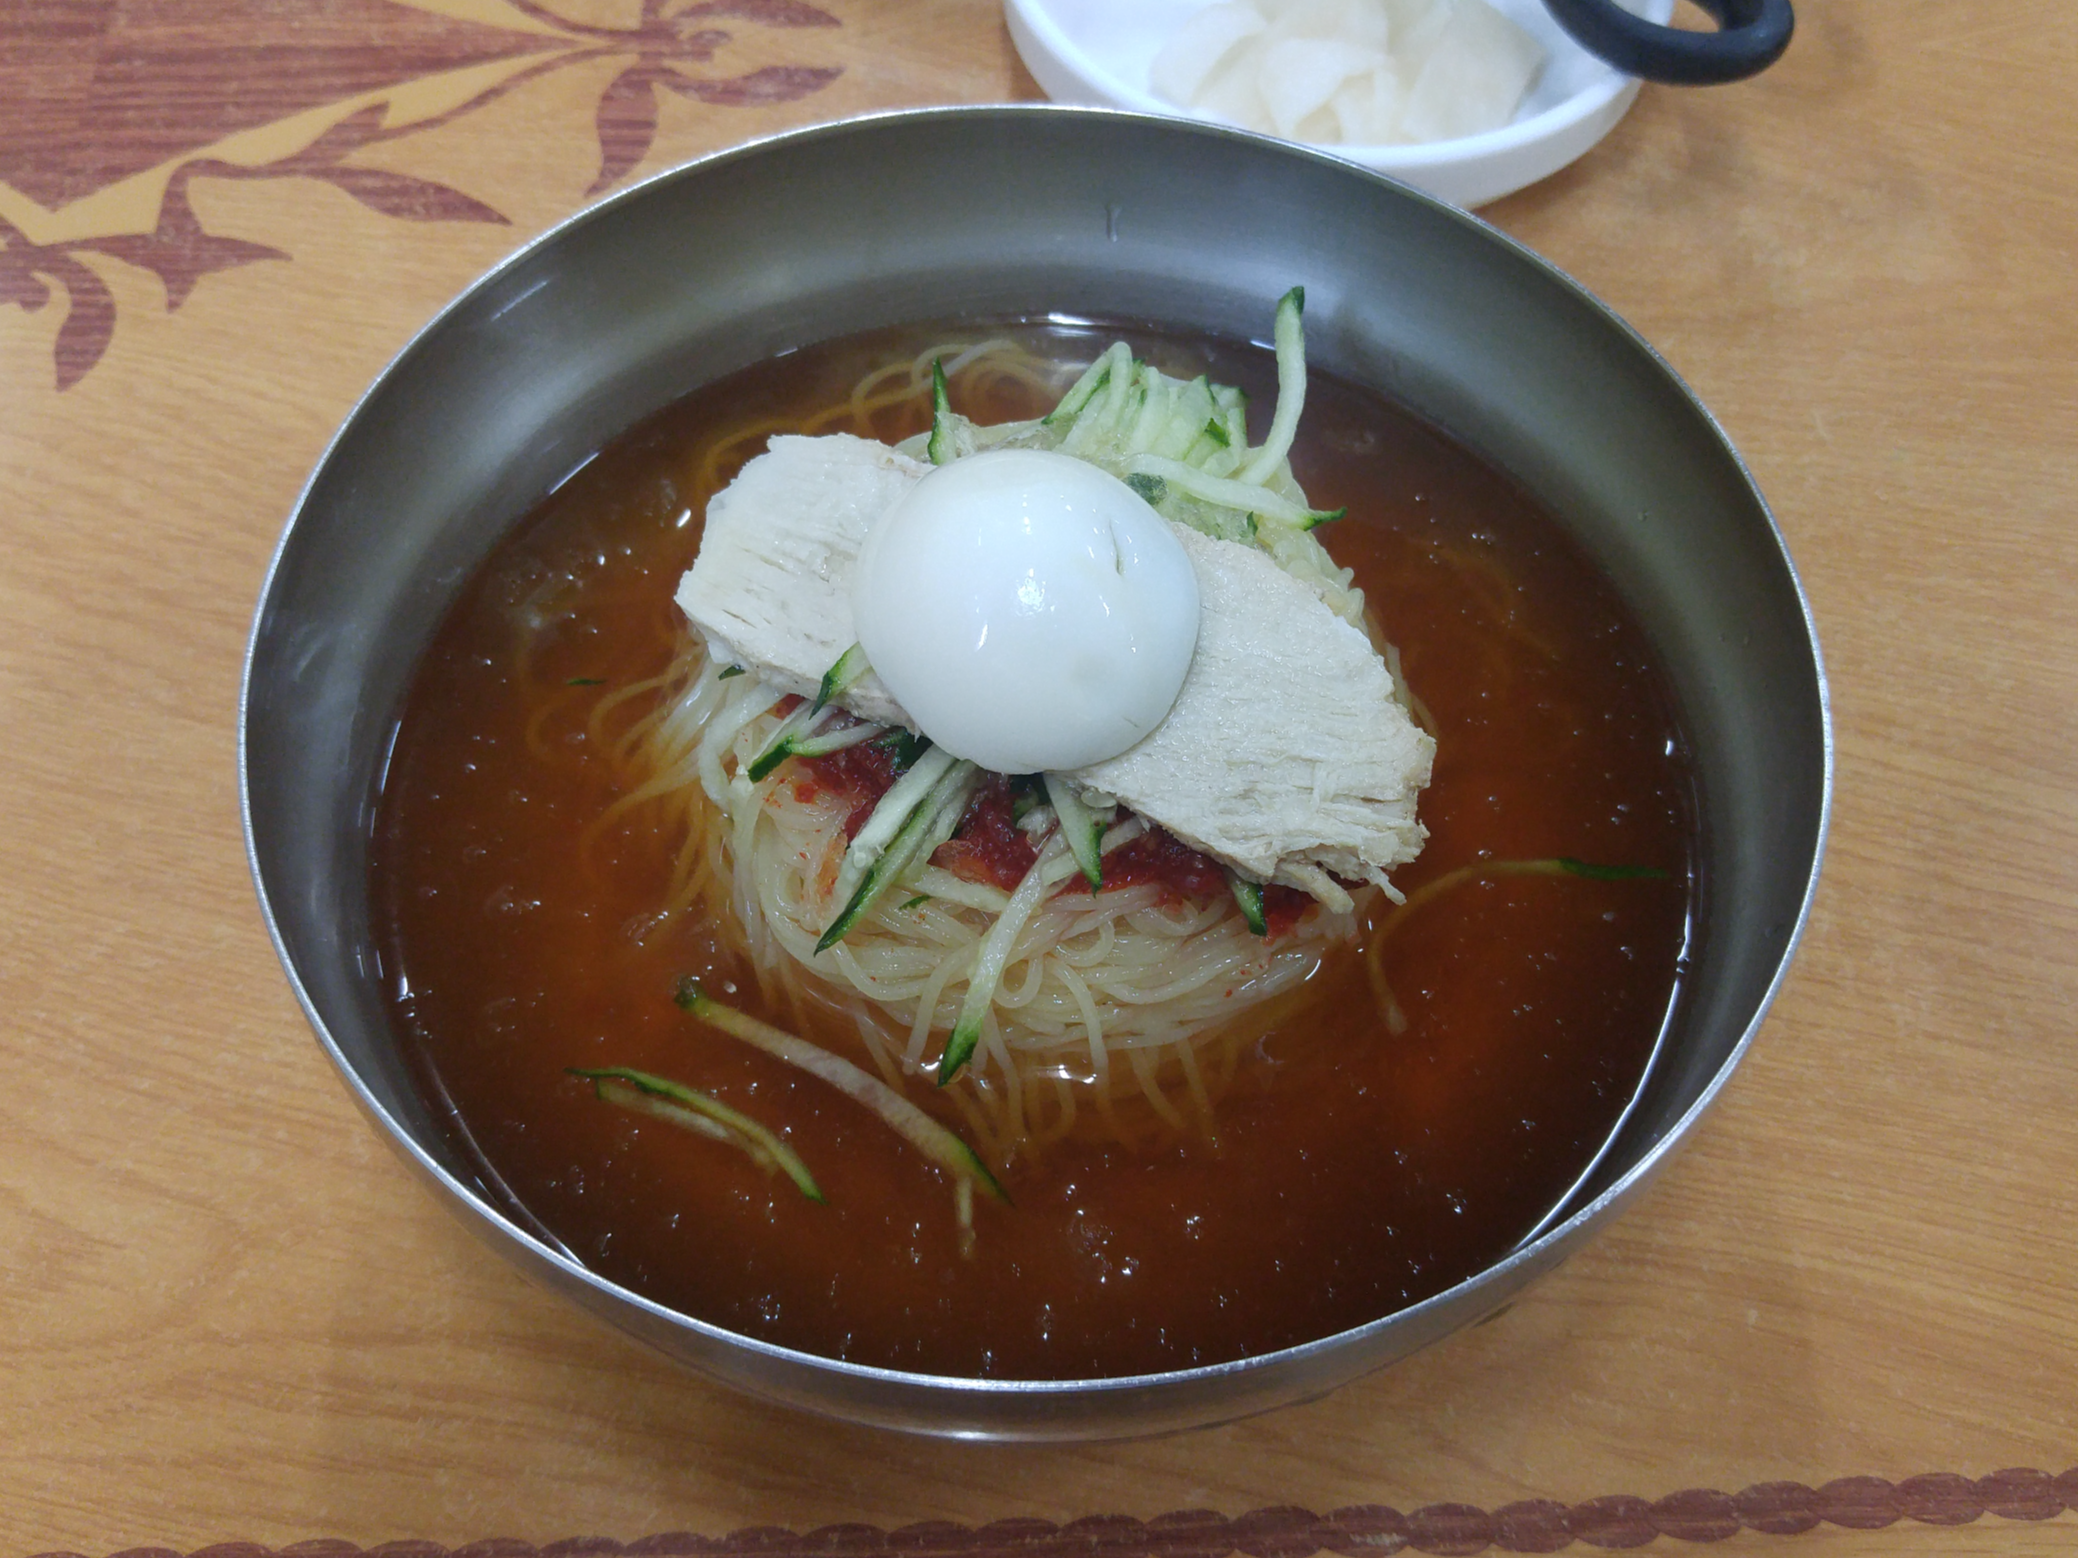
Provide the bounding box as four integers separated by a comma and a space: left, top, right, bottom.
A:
1005, 0, 1672, 180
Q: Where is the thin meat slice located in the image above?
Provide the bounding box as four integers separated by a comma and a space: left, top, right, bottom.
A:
675, 433, 923, 727
1071, 525, 1429, 899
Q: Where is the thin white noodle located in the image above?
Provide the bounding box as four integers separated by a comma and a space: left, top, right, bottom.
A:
629, 639, 1357, 1159
907, 943, 972, 1069
1175, 1040, 1216, 1137
1127, 1044, 1188, 1132
996, 954, 1047, 1008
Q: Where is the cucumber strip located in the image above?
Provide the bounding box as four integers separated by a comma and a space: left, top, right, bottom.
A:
940, 834, 1070, 1084
570, 1066, 825, 1203
744, 700, 820, 782
908, 865, 1013, 915
1123, 454, 1334, 528
819, 759, 977, 950
1149, 403, 1193, 461
675, 979, 1008, 1203
812, 641, 871, 714
831, 744, 959, 903
851, 745, 957, 858
1199, 442, 1245, 482
1043, 773, 1105, 889
833, 759, 978, 945
1060, 343, 1134, 455
1153, 377, 1219, 460
717, 664, 747, 680
787, 722, 886, 760
902, 762, 981, 879
584, 1072, 735, 1145
880, 727, 927, 772
1177, 419, 1229, 469
1216, 386, 1250, 458
1032, 813, 1142, 896
927, 358, 956, 466
745, 642, 871, 781
1557, 857, 1670, 881
1093, 342, 1136, 428
1043, 354, 1113, 428
1008, 778, 1042, 825
1239, 286, 1307, 486
1372, 857, 1669, 958
971, 417, 1043, 452
1120, 371, 1154, 447
1000, 815, 1146, 912
1124, 471, 1166, 506
1124, 365, 1171, 454
1226, 869, 1269, 935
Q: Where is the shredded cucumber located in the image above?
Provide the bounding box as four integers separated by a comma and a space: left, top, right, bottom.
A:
1557, 857, 1665, 880
570, 1066, 825, 1203
744, 644, 879, 781
813, 642, 870, 713
719, 299, 1364, 1096
744, 700, 820, 782
746, 702, 868, 782
927, 359, 956, 465
940, 834, 1070, 1084
1043, 350, 1114, 428
1055, 344, 1132, 459
1239, 287, 1307, 485
832, 743, 959, 903
675, 979, 1007, 1205
881, 727, 927, 771
1226, 870, 1269, 936
786, 722, 885, 760
1044, 773, 1105, 890
819, 755, 978, 951
1121, 454, 1341, 530
904, 763, 982, 876
937, 815, 1148, 1085
916, 292, 1361, 622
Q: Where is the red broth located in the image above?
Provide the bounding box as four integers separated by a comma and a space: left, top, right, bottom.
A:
370, 321, 1696, 1379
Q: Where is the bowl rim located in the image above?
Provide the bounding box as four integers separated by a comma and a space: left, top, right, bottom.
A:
240, 101, 1834, 1416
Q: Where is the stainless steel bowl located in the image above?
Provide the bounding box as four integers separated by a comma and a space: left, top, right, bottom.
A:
241, 105, 1830, 1440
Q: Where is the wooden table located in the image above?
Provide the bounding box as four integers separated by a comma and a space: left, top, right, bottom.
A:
4, 1, 2074, 1551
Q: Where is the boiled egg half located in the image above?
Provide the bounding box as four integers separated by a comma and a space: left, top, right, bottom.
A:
852, 449, 1199, 773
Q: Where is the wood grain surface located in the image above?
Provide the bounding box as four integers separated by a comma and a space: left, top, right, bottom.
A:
3, 0, 2076, 1552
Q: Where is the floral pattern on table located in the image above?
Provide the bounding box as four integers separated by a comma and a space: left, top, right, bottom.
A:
0, 0, 841, 388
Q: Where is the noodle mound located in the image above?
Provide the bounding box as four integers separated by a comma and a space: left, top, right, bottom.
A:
583, 336, 1400, 1164
611, 647, 1354, 1161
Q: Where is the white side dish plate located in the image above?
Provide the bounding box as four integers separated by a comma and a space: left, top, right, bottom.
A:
1005, 0, 1674, 208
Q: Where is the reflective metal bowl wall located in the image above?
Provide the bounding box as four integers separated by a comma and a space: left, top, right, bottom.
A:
242, 106, 1830, 1440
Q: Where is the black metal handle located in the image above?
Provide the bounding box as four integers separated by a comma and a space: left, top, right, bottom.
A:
1542, 0, 1793, 85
